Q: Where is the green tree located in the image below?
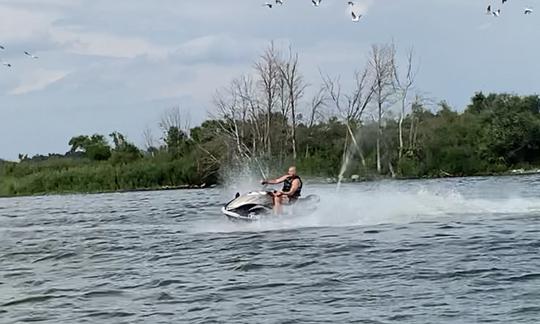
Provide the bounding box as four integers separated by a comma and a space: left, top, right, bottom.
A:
109, 132, 142, 165
68, 134, 111, 161
164, 126, 189, 158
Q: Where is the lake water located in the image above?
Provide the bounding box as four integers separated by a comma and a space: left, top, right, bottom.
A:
1, 175, 539, 323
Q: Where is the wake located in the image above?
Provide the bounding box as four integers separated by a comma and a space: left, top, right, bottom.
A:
191, 179, 540, 233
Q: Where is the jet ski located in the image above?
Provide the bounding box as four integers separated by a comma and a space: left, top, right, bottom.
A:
222, 191, 321, 221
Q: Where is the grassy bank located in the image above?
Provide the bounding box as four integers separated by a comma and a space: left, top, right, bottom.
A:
0, 157, 216, 197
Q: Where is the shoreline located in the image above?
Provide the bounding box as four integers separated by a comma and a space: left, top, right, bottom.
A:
1, 169, 539, 199
0, 184, 217, 199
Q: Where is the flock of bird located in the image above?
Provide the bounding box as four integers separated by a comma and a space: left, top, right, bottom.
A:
0, 45, 38, 68
264, 0, 363, 22
486, 0, 533, 17
263, 0, 534, 22
0, 1, 536, 69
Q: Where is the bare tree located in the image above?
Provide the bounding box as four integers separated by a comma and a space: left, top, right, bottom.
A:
276, 66, 291, 161
232, 75, 262, 155
308, 86, 327, 128
393, 47, 417, 161
142, 126, 156, 151
278, 47, 307, 161
211, 72, 272, 171
300, 86, 327, 159
322, 68, 375, 125
159, 106, 191, 135
212, 84, 248, 160
254, 42, 281, 156
321, 67, 375, 167
369, 43, 396, 174
408, 93, 435, 153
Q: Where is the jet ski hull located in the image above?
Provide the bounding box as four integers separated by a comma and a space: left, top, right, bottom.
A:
221, 206, 264, 222
222, 191, 320, 222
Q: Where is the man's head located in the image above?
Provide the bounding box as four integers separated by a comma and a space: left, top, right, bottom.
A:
287, 166, 297, 176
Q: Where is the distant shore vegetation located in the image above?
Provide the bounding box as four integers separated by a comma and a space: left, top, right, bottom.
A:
2, 42, 540, 197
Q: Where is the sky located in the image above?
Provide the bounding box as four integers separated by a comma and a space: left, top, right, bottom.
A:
0, 0, 539, 161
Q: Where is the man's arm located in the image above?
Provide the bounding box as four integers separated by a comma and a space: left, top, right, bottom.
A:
263, 175, 289, 185
281, 178, 300, 197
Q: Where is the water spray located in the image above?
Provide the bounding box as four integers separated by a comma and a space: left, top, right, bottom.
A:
337, 123, 364, 191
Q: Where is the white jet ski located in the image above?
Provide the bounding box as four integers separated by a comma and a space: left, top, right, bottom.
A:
222, 191, 320, 221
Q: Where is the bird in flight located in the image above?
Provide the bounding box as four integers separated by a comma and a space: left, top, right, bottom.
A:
263, 2, 273, 8
24, 51, 39, 59
275, 0, 284, 5
524, 8, 533, 14
351, 11, 362, 22
0, 45, 4, 50
492, 9, 501, 17
2, 61, 12, 68
312, 0, 322, 7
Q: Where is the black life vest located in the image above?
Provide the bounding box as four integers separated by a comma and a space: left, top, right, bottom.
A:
282, 175, 302, 199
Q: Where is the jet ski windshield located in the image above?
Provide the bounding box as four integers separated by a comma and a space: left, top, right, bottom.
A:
225, 191, 273, 210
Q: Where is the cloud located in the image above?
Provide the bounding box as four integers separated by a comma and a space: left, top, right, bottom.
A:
0, 4, 57, 42
0, 0, 80, 6
171, 34, 266, 65
0, 2, 173, 60
50, 28, 171, 59
8, 68, 69, 95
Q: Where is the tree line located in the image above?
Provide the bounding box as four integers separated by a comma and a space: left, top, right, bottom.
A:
1, 42, 540, 197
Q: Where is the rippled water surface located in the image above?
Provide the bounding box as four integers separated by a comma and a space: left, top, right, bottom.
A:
1, 175, 539, 323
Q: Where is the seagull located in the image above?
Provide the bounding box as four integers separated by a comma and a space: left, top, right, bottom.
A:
492, 9, 501, 17
502, 0, 507, 4
0, 45, 4, 50
263, 2, 273, 8
24, 51, 38, 59
348, 1, 354, 5
487, 5, 491, 14
2, 61, 11, 68
312, 0, 322, 7
275, 0, 284, 4
524, 8, 533, 14
351, 11, 362, 22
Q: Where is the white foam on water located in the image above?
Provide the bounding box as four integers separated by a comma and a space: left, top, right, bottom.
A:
191, 181, 540, 234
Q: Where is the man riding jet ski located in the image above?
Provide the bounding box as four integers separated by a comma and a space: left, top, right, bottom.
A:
222, 166, 320, 221
261, 166, 302, 214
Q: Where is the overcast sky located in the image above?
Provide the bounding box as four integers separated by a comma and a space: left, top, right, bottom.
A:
0, 0, 538, 160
